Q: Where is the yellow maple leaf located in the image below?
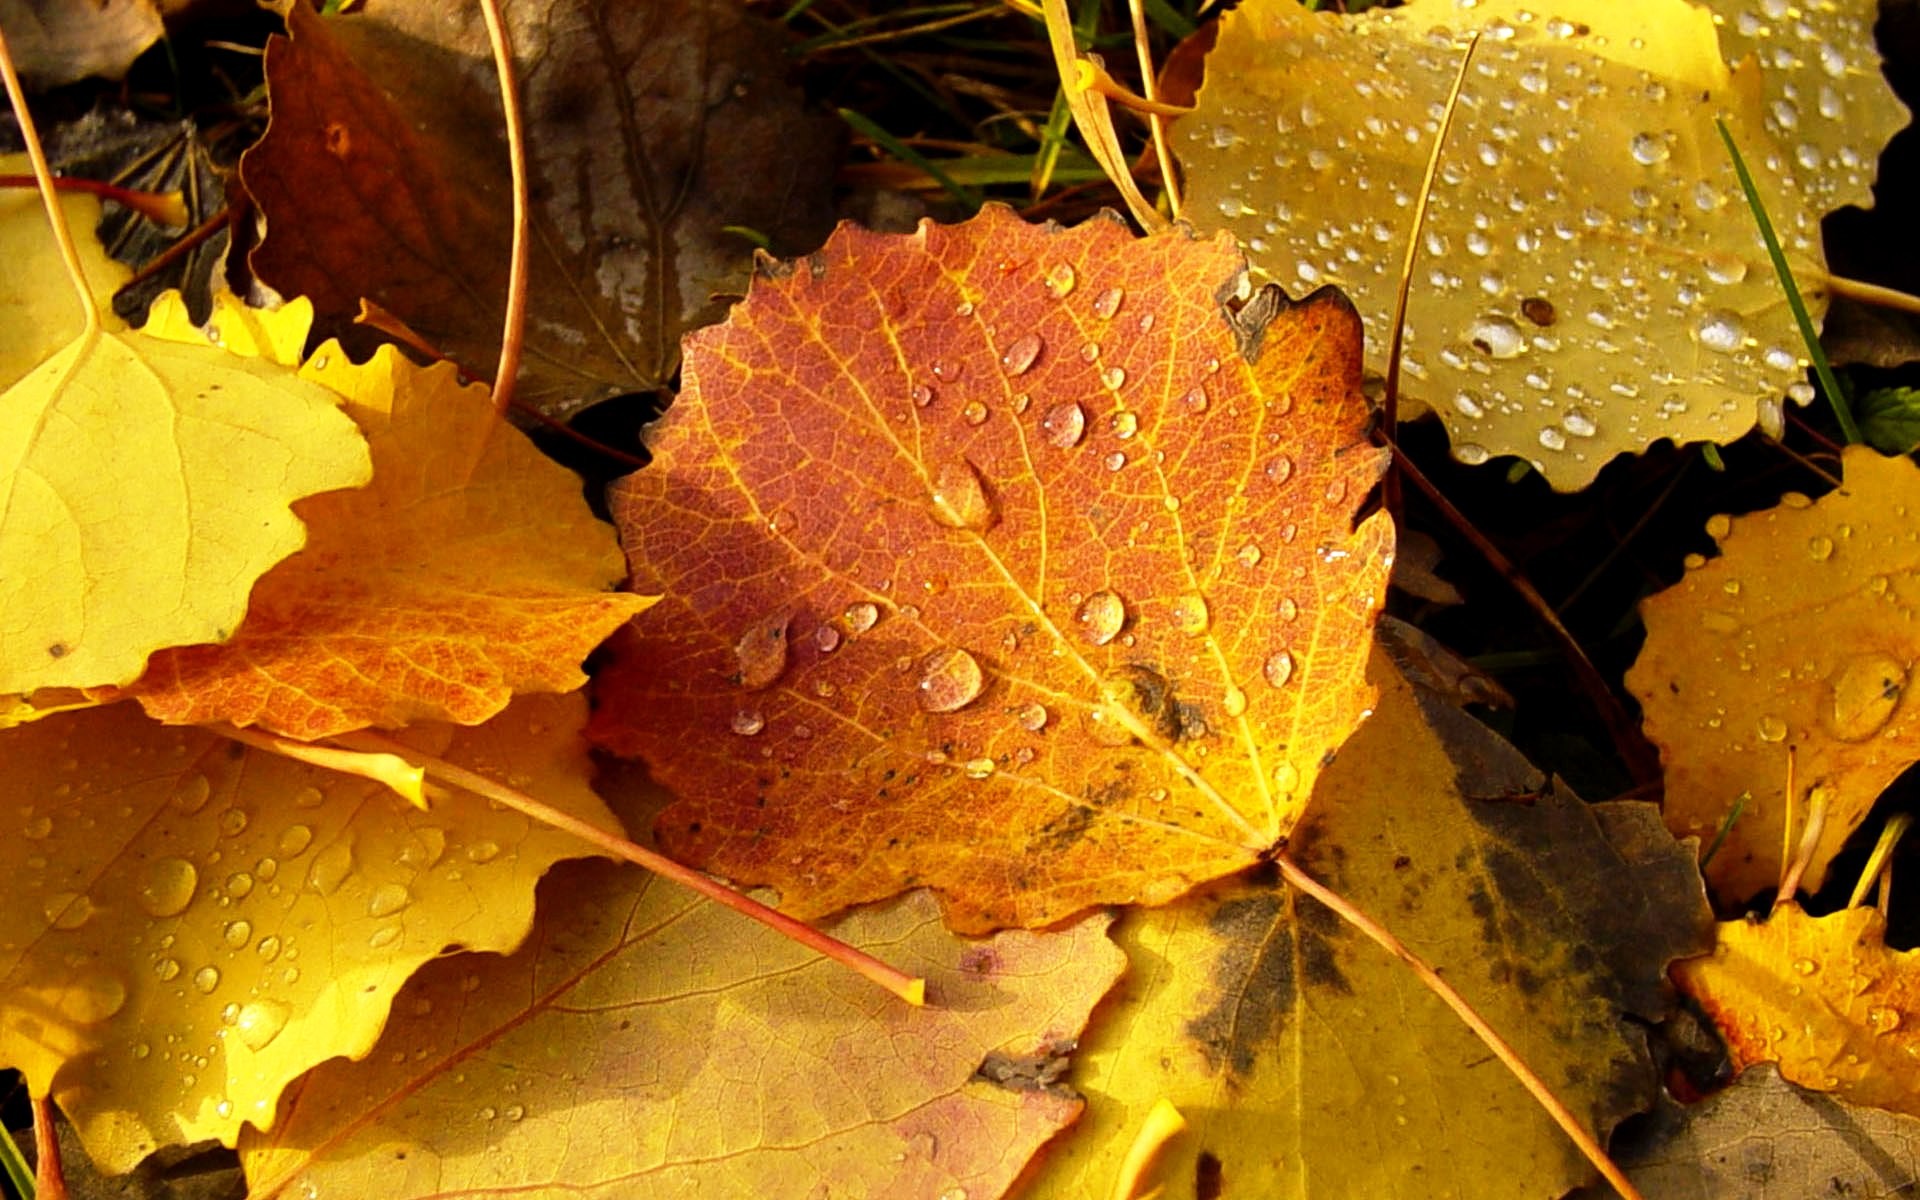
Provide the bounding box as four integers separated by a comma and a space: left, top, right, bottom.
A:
0, 692, 623, 1171
1628, 446, 1920, 903
0, 186, 372, 692
0, 155, 130, 388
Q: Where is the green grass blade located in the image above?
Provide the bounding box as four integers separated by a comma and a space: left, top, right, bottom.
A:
0, 1121, 32, 1200
837, 108, 985, 212
1715, 118, 1860, 445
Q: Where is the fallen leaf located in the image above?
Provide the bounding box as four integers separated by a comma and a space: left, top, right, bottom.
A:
1177, 0, 1908, 490
238, 867, 1124, 1200
0, 693, 621, 1172
241, 0, 840, 416
589, 205, 1393, 932
1674, 903, 1920, 1117
1020, 643, 1713, 1200
1570, 1064, 1920, 1200
0, 0, 163, 89
0, 278, 371, 694
104, 342, 652, 739
1627, 446, 1920, 903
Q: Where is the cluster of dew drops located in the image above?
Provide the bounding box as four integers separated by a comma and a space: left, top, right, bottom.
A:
722, 254, 1361, 806
18, 733, 516, 1126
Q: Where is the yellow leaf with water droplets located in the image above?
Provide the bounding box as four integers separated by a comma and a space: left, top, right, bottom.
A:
1178, 0, 1908, 490
1629, 446, 1920, 904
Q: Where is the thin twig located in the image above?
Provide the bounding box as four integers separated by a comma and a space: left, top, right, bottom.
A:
477, 0, 529, 420
1126, 0, 1181, 219
335, 731, 927, 1006
1389, 440, 1663, 788
1274, 853, 1646, 1200
1822, 272, 1920, 317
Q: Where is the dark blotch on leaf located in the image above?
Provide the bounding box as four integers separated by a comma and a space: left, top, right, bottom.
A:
1195, 1150, 1224, 1200
973, 1038, 1079, 1097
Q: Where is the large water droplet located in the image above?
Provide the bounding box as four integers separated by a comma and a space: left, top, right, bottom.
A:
44, 892, 95, 930
192, 966, 221, 995
309, 839, 355, 896
731, 710, 765, 736
961, 401, 989, 426
1108, 411, 1139, 440
1001, 333, 1043, 377
237, 1000, 292, 1052
1076, 590, 1127, 646
844, 602, 881, 634
1091, 286, 1124, 318
1041, 400, 1087, 449
139, 857, 199, 918
1100, 365, 1127, 390
1756, 714, 1788, 743
61, 971, 128, 1025
1465, 314, 1526, 359
1222, 686, 1248, 717
930, 459, 997, 532
1170, 594, 1211, 635
1045, 263, 1077, 297
1017, 703, 1049, 732
223, 919, 252, 949
278, 824, 314, 857
1265, 455, 1294, 485
1263, 650, 1295, 689
916, 647, 985, 713
367, 883, 412, 918
1823, 653, 1906, 742
963, 757, 996, 780
1629, 132, 1670, 165
1696, 309, 1746, 352
1806, 534, 1835, 562
172, 774, 213, 815
733, 611, 792, 690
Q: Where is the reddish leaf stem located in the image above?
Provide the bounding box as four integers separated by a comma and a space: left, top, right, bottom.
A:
0, 174, 188, 225
1274, 852, 1646, 1200
1388, 439, 1664, 789
32, 1095, 67, 1200
336, 731, 928, 1006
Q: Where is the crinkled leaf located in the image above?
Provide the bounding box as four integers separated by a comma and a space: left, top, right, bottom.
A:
1628, 446, 1920, 903
0, 693, 621, 1171
239, 870, 1123, 1200
589, 206, 1392, 932
1178, 0, 1908, 490
241, 0, 839, 417
1675, 903, 1920, 1117
102, 344, 651, 738
1021, 643, 1713, 1199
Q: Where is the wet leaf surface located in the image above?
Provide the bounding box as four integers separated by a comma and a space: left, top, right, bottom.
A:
589, 205, 1393, 932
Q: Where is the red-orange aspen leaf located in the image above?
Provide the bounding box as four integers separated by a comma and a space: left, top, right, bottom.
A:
589, 207, 1392, 931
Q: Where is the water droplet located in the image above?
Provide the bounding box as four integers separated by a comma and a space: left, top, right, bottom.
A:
1823, 653, 1906, 742
733, 612, 791, 690
1273, 761, 1301, 794
844, 602, 881, 634
930, 459, 997, 531
1704, 254, 1749, 285
226, 871, 255, 898
1756, 714, 1788, 743
139, 857, 199, 917
1182, 385, 1209, 414
293, 785, 325, 808
1017, 703, 1049, 732
964, 757, 996, 780
814, 625, 842, 654
465, 840, 501, 864
1867, 1006, 1902, 1034
1791, 957, 1819, 976
1108, 411, 1139, 440
1696, 310, 1746, 352
1562, 409, 1597, 438
1237, 543, 1263, 568
1806, 535, 1835, 562
309, 839, 354, 896
363, 883, 410, 919
44, 892, 94, 930
916, 647, 985, 713
172, 774, 213, 815
1079, 342, 1101, 363
193, 966, 221, 995
1539, 426, 1568, 452
1104, 451, 1127, 472
1045, 263, 1077, 297
1041, 400, 1087, 449
731, 710, 765, 736
1465, 314, 1526, 359
1091, 286, 1124, 318
61, 971, 127, 1025
1222, 686, 1248, 717
1265, 455, 1294, 485
910, 383, 934, 408
1263, 650, 1295, 689
256, 935, 282, 961
957, 401, 987, 427
1629, 132, 1670, 165
223, 919, 252, 949
1324, 477, 1348, 504
369, 925, 401, 949
1170, 594, 1211, 635
1076, 590, 1127, 646
1100, 365, 1127, 390
22, 813, 52, 839
1001, 333, 1043, 377
237, 1001, 291, 1052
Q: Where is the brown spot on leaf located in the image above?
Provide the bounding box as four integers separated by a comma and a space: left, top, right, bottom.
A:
973, 1037, 1079, 1097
